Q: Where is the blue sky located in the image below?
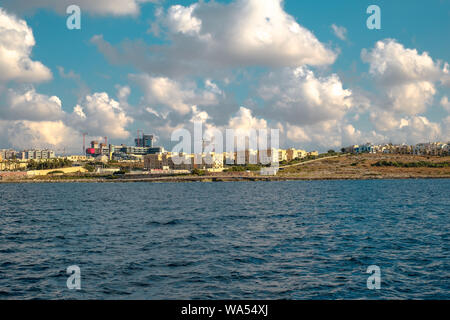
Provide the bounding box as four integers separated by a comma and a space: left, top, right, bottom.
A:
0, 0, 449, 153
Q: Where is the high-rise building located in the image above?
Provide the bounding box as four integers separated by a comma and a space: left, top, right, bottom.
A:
142, 134, 154, 148
135, 134, 154, 147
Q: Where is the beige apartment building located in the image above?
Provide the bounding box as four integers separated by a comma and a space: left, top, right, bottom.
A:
286, 148, 308, 161
64, 155, 90, 162
144, 147, 314, 171
144, 152, 224, 171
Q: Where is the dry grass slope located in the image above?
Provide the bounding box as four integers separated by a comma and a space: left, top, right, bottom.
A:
279, 154, 450, 179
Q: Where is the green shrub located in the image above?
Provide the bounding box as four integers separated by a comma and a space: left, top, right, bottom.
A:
27, 158, 73, 170
192, 168, 206, 176
372, 160, 449, 168
83, 164, 95, 172
47, 170, 65, 175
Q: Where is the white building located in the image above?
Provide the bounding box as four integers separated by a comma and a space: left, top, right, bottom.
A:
19, 149, 55, 160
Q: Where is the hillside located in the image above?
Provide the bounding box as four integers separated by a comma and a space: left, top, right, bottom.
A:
278, 153, 450, 179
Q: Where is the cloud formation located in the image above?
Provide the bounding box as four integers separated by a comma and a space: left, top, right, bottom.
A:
359, 39, 449, 144
92, 0, 336, 77
69, 92, 133, 139
0, 88, 63, 121
1, 4, 449, 153
228, 107, 268, 132
258, 67, 353, 125
441, 96, 450, 113
4, 120, 79, 150
131, 74, 221, 116
1, 0, 158, 16
0, 8, 52, 83
285, 120, 386, 150
361, 39, 446, 115
0, 87, 133, 151
331, 24, 347, 41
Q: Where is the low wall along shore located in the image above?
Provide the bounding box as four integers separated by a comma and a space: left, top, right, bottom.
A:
26, 167, 88, 176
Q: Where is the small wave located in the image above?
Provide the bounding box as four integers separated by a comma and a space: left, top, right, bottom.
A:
146, 219, 184, 226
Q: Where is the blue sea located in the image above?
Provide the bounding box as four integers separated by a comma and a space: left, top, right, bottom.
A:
0, 179, 449, 299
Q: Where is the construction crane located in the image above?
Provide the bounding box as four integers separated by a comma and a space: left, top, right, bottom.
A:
82, 132, 88, 156
137, 129, 142, 147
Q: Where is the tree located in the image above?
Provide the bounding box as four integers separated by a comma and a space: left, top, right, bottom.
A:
192, 168, 205, 176
83, 164, 95, 172
27, 159, 37, 169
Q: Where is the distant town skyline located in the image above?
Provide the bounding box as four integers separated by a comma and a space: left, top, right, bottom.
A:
0, 0, 449, 154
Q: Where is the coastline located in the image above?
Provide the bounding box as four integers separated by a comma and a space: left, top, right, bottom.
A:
1, 175, 449, 183
1, 153, 449, 183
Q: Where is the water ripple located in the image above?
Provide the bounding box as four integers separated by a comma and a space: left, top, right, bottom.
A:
0, 179, 448, 299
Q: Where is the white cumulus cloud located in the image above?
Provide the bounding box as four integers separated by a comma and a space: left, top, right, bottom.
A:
285, 121, 385, 150
228, 107, 268, 132
0, 88, 63, 121
1, 0, 158, 16
131, 74, 222, 115
441, 96, 450, 113
362, 39, 447, 115
2, 120, 79, 151
92, 0, 336, 77
0, 8, 52, 83
258, 67, 353, 125
69, 92, 133, 139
